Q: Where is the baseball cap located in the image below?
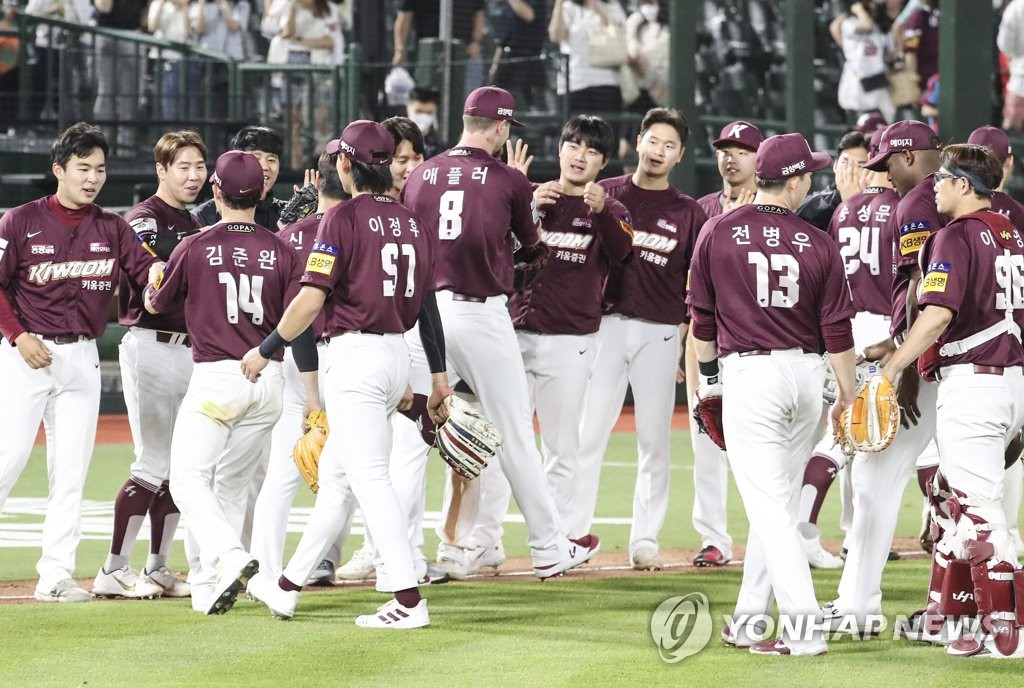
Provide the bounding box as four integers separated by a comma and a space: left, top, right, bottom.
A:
863, 119, 941, 171
854, 111, 888, 135
325, 120, 395, 164
869, 128, 885, 157
967, 125, 1012, 161
209, 151, 264, 199
712, 120, 764, 151
463, 86, 525, 127
755, 133, 832, 181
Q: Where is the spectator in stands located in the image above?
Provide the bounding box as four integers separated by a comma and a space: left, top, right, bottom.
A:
900, 0, 939, 109
406, 86, 447, 158
549, 0, 627, 115
147, 0, 194, 122
0, 0, 18, 130
25, 0, 93, 121
831, 1, 896, 123
392, 0, 486, 94
999, 0, 1024, 130
795, 130, 871, 230
191, 0, 252, 123
93, 0, 149, 152
490, 0, 548, 109
620, 0, 668, 157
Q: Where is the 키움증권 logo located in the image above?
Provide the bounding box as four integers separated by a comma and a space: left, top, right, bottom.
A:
650, 593, 713, 663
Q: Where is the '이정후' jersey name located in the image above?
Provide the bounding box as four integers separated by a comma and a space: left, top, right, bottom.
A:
28, 259, 115, 285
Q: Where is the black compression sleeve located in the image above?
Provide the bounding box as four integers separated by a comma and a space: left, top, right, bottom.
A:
259, 329, 287, 359
417, 291, 447, 374
290, 327, 319, 373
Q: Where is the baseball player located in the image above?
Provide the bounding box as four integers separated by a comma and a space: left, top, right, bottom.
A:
93, 130, 208, 601
882, 144, 1024, 658
795, 131, 871, 231
690, 133, 857, 656
401, 86, 601, 580
0, 122, 156, 603
242, 120, 447, 628
573, 107, 706, 570
966, 125, 1024, 549
510, 114, 633, 541
249, 146, 340, 585
696, 120, 763, 220
822, 119, 945, 633
146, 150, 315, 615
192, 125, 288, 230
688, 120, 764, 567
797, 126, 901, 569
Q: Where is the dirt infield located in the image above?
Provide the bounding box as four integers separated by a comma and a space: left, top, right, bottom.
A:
34, 407, 693, 446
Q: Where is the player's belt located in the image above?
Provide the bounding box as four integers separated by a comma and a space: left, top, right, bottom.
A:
323, 330, 385, 342
37, 333, 89, 344
935, 364, 1022, 381
154, 331, 191, 347
451, 293, 486, 303
738, 350, 771, 357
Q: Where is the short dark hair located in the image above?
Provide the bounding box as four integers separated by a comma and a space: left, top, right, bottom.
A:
153, 130, 207, 168
939, 143, 1003, 198
219, 192, 260, 211
408, 86, 440, 105
383, 116, 426, 156
52, 122, 108, 168
230, 125, 284, 159
350, 160, 393, 195
317, 151, 346, 200
838, 130, 869, 153
754, 175, 789, 191
559, 114, 616, 161
639, 107, 690, 145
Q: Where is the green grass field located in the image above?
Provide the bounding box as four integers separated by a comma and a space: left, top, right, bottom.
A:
1, 429, 1021, 686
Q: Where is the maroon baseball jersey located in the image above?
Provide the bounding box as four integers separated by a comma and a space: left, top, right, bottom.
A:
119, 195, 200, 332
509, 194, 632, 335
0, 196, 154, 340
903, 6, 940, 84
400, 146, 537, 297
827, 186, 899, 316
278, 212, 327, 340
697, 191, 725, 219
991, 191, 1024, 234
891, 174, 949, 337
303, 194, 434, 335
600, 175, 707, 325
918, 211, 1024, 368
149, 221, 301, 363
687, 204, 856, 355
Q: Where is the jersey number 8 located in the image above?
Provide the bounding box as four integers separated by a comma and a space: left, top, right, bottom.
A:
439, 190, 464, 240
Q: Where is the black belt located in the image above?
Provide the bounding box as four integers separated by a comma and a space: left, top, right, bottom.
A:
738, 350, 772, 357
324, 330, 385, 343
452, 293, 486, 303
39, 334, 89, 344
155, 331, 191, 347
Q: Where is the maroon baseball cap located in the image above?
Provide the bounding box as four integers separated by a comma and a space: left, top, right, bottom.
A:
863, 119, 940, 171
854, 111, 888, 134
755, 133, 832, 181
967, 125, 1012, 161
209, 151, 264, 199
869, 128, 885, 156
325, 120, 394, 164
712, 120, 764, 151
463, 86, 525, 127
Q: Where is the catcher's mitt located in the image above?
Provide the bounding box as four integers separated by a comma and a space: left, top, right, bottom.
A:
513, 242, 550, 292
837, 374, 900, 456
279, 183, 319, 226
692, 384, 726, 450
293, 410, 329, 493
435, 395, 502, 480
822, 355, 882, 405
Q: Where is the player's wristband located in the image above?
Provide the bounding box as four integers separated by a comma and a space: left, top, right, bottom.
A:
259, 329, 288, 359
698, 359, 720, 387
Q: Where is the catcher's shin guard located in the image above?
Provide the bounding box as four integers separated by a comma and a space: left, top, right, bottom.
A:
939, 559, 979, 618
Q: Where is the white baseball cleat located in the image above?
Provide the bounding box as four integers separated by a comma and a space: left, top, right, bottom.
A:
355, 598, 430, 629
142, 566, 191, 598
337, 546, 375, 581
749, 638, 827, 656
436, 543, 472, 581
247, 573, 298, 620
797, 523, 843, 569
533, 535, 601, 579
819, 601, 882, 636
467, 543, 506, 575
34, 578, 91, 603
93, 566, 164, 599
631, 546, 663, 571
206, 550, 258, 616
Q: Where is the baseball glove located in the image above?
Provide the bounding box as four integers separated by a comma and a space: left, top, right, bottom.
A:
279, 183, 319, 226
293, 410, 329, 493
822, 355, 882, 405
837, 374, 900, 456
692, 384, 726, 450
512, 242, 550, 292
1006, 428, 1024, 470
434, 395, 502, 480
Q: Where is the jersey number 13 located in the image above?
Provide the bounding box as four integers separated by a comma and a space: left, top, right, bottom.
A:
747, 252, 800, 308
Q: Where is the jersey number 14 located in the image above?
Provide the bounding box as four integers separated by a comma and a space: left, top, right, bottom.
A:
218, 273, 265, 325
